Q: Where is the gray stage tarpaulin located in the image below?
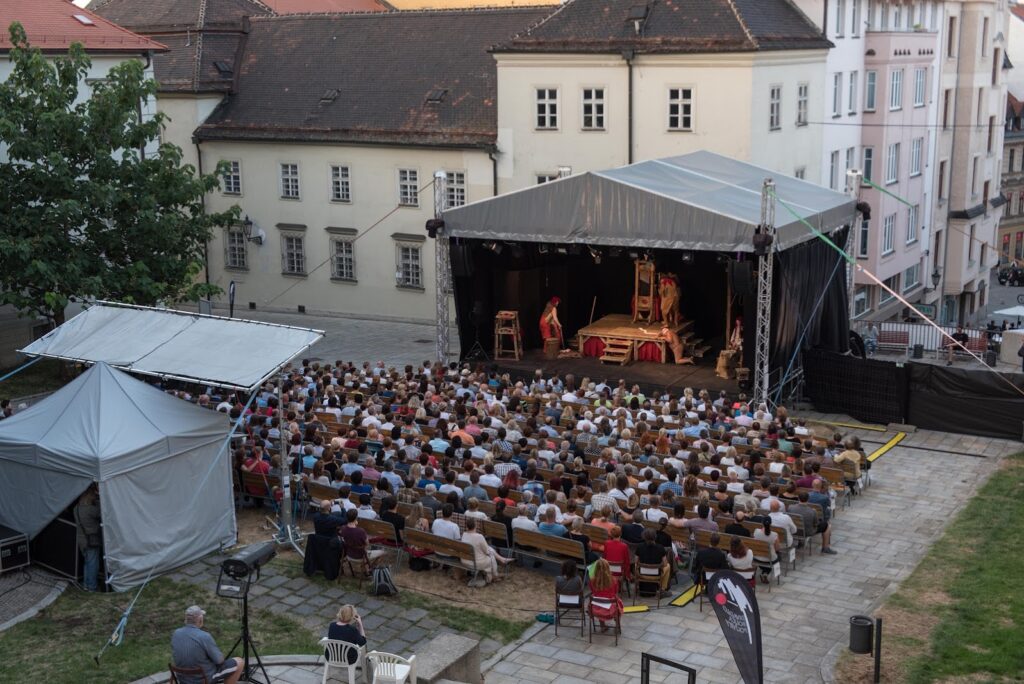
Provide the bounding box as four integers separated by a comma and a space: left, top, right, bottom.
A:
442, 151, 857, 251
20, 301, 324, 391
0, 363, 234, 590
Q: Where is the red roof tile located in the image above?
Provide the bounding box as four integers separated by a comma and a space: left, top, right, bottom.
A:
0, 0, 165, 53
259, 0, 390, 12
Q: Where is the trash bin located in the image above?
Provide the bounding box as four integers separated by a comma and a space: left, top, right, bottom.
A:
984, 350, 997, 367
849, 615, 874, 654
912, 344, 924, 359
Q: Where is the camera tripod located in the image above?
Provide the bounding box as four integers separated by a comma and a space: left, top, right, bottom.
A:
226, 591, 270, 684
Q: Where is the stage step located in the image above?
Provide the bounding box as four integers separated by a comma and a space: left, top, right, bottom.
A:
692, 344, 712, 358
600, 338, 633, 365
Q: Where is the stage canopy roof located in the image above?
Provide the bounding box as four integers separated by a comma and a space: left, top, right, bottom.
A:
20, 302, 324, 391
443, 151, 858, 252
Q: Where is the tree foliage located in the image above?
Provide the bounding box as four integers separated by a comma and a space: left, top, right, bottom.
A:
0, 23, 237, 323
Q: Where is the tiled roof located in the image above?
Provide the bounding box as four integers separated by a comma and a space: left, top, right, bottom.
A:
494, 0, 831, 54
0, 0, 165, 53
195, 8, 552, 147
91, 0, 273, 93
259, 0, 391, 12
1011, 4, 1024, 22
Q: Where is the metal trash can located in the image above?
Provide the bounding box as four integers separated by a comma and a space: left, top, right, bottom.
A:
849, 615, 874, 654
984, 350, 997, 367
912, 343, 924, 359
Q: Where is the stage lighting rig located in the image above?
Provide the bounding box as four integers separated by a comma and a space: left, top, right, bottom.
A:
752, 225, 773, 256
216, 543, 276, 684
588, 246, 602, 264
425, 218, 445, 239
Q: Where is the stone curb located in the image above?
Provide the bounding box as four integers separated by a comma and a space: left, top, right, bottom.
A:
129, 654, 325, 684
0, 578, 67, 633
480, 619, 548, 674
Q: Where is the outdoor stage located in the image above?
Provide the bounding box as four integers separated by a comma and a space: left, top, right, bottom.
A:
491, 350, 741, 397
576, 314, 693, 363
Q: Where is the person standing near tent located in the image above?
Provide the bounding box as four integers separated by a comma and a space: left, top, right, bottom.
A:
74, 486, 102, 592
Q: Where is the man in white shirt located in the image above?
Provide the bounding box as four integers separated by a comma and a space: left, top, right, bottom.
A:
511, 505, 539, 532
478, 464, 502, 488
431, 505, 461, 541
534, 490, 564, 523
768, 500, 798, 546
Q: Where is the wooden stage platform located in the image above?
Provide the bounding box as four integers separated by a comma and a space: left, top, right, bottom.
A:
490, 350, 741, 397
576, 314, 706, 365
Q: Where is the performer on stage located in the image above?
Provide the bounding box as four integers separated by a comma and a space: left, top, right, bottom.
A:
729, 317, 743, 351
659, 275, 680, 326
660, 326, 692, 365
539, 296, 563, 347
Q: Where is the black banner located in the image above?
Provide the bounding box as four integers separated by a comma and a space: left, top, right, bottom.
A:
707, 570, 763, 684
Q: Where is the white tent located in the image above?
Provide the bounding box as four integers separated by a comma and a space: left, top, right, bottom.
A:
0, 363, 234, 590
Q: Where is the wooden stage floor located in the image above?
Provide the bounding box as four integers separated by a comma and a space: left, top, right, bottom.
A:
488, 350, 741, 397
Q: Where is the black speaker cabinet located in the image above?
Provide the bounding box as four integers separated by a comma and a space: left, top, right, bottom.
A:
0, 525, 30, 574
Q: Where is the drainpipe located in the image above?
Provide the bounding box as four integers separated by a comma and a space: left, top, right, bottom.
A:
488, 149, 498, 196
196, 139, 212, 288
622, 49, 635, 164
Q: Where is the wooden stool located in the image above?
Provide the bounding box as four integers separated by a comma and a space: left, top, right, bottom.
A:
494, 310, 522, 360
543, 337, 560, 359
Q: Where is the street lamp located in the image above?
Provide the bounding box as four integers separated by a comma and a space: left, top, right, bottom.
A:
241, 215, 263, 245
930, 267, 941, 290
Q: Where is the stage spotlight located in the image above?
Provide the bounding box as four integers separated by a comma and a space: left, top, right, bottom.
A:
425, 218, 444, 239
628, 250, 639, 259
556, 246, 569, 255
680, 250, 695, 264
485, 241, 503, 255
538, 244, 549, 254
588, 246, 602, 264
856, 200, 872, 221
752, 226, 774, 256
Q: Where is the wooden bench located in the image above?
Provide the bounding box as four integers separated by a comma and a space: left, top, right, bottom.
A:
692, 528, 777, 585
937, 335, 987, 360
357, 517, 404, 569
239, 471, 282, 507
402, 528, 482, 585
512, 528, 586, 570
876, 330, 910, 355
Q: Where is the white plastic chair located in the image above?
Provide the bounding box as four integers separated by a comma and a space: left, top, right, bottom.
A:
366, 651, 417, 684
319, 637, 368, 684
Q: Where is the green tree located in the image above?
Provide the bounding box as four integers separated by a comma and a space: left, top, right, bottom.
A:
0, 23, 236, 324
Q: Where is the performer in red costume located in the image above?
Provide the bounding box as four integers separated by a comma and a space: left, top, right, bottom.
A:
539, 297, 563, 346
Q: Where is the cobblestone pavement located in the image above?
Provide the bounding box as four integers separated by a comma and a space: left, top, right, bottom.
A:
484, 423, 1021, 684
162, 555, 504, 667
0, 568, 66, 632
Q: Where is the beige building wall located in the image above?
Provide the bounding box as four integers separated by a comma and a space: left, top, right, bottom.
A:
495, 50, 827, 192
199, 140, 493, 323
158, 94, 225, 170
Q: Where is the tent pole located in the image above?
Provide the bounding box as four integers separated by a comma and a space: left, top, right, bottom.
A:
434, 170, 451, 366
753, 180, 776, 410
273, 380, 303, 555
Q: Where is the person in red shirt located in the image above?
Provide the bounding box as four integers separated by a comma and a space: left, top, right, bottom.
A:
602, 525, 631, 583
588, 558, 623, 633
241, 449, 271, 499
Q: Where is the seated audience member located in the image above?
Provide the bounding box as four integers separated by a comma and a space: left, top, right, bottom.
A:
538, 507, 568, 537
490, 500, 514, 549
419, 484, 442, 516
691, 532, 728, 586
171, 605, 242, 684
682, 503, 718, 537
588, 559, 623, 633
621, 510, 647, 545
432, 504, 461, 541
555, 559, 583, 597
726, 537, 755, 588
378, 496, 406, 544
589, 506, 616, 552
833, 439, 862, 494
602, 525, 631, 579
568, 517, 599, 564
767, 499, 798, 548
791, 491, 835, 555
723, 509, 752, 537
314, 501, 344, 538
462, 517, 510, 585
339, 509, 383, 568
635, 528, 672, 598
356, 493, 377, 519
752, 518, 781, 583
325, 604, 367, 664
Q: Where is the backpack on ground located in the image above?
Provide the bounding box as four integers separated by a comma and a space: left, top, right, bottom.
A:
372, 566, 398, 596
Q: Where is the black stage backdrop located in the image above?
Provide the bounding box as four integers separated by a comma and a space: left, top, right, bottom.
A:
906, 363, 1024, 439
452, 242, 732, 356
452, 232, 849, 376
803, 350, 909, 424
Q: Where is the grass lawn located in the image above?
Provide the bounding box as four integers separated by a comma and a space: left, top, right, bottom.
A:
0, 578, 319, 684
836, 451, 1024, 683
0, 358, 72, 400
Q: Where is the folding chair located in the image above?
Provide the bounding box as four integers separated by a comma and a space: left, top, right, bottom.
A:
554, 585, 585, 638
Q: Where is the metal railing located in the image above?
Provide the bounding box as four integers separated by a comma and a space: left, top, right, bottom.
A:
641, 653, 697, 684
853, 320, 996, 353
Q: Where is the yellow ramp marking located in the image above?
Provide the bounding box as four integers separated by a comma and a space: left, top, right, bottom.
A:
670, 585, 699, 608
867, 432, 906, 462
622, 605, 650, 614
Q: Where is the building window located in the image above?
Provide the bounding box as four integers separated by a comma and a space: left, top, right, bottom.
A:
225, 227, 247, 269
846, 147, 856, 178
330, 165, 351, 203
848, 72, 858, 115
668, 87, 694, 131
1018, 191, 1024, 215
903, 263, 921, 291
889, 69, 903, 111
854, 286, 869, 317
582, 88, 605, 130
914, 68, 926, 107
537, 174, 557, 184
910, 137, 923, 176
863, 147, 874, 182
281, 233, 305, 275
882, 214, 895, 254
858, 218, 870, 257
943, 89, 952, 128
446, 171, 466, 208
886, 142, 900, 184
987, 116, 996, 153
880, 1, 888, 29
280, 163, 300, 199
396, 243, 422, 288
907, 204, 919, 244
330, 238, 355, 281
977, 88, 984, 126
993, 48, 1001, 87
938, 160, 947, 199
981, 17, 989, 56
865, 71, 877, 111
536, 88, 558, 129
968, 224, 976, 261
797, 83, 808, 125
851, 0, 860, 36
1010, 149, 1016, 174
971, 156, 979, 195
879, 275, 898, 304
769, 85, 782, 130
795, 167, 806, 180
222, 160, 241, 195
398, 168, 419, 207
830, 150, 840, 190
835, 0, 845, 36
833, 73, 842, 116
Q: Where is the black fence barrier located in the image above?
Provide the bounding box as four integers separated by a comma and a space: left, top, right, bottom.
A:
641, 653, 697, 684
906, 363, 1024, 440
802, 350, 908, 425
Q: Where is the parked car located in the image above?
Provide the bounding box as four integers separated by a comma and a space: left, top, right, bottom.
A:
997, 266, 1022, 287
